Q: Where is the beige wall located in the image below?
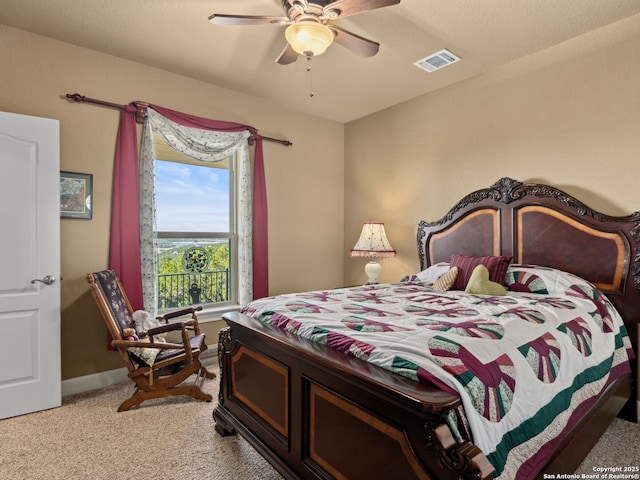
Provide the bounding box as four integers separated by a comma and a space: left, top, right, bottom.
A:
0, 26, 344, 380
344, 15, 640, 286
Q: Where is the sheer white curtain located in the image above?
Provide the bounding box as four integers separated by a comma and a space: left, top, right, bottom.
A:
140, 108, 253, 315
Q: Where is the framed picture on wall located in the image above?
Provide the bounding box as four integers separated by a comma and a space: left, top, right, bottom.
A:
60, 171, 93, 219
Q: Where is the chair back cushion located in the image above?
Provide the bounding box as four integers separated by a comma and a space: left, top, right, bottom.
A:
90, 270, 135, 335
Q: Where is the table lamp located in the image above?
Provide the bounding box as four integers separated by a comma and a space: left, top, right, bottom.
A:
350, 222, 396, 284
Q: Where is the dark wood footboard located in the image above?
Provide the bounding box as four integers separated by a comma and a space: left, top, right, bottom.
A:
214, 311, 494, 480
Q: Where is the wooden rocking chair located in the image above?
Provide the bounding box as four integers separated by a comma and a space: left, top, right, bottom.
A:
86, 269, 215, 411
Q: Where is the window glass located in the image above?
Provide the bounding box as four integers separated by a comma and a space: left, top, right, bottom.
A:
155, 160, 230, 232
154, 159, 235, 311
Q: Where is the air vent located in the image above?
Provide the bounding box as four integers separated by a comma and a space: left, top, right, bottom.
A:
414, 49, 461, 73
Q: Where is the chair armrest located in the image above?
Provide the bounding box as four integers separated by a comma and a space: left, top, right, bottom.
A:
157, 306, 203, 335
112, 339, 184, 350
146, 321, 199, 359
147, 322, 185, 336
158, 305, 203, 322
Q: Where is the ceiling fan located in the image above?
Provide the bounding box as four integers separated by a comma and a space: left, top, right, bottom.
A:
209, 0, 401, 65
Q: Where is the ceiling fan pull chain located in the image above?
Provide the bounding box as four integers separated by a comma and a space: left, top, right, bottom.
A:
306, 56, 314, 98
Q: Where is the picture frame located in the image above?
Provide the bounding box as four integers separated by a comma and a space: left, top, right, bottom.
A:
60, 171, 93, 219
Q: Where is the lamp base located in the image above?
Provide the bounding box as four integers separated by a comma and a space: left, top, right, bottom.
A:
364, 260, 382, 284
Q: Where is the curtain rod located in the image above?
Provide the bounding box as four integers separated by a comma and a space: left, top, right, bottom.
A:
64, 93, 293, 147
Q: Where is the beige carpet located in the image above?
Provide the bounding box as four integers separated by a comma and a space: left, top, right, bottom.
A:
0, 362, 637, 480
0, 361, 282, 480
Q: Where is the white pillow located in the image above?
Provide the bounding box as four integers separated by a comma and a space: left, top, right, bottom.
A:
416, 262, 451, 283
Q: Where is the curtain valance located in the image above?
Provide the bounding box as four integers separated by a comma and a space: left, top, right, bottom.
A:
147, 108, 251, 162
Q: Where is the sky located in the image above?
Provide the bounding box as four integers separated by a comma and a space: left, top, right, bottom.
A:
154, 160, 230, 233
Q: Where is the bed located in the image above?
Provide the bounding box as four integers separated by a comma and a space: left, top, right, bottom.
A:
213, 177, 638, 480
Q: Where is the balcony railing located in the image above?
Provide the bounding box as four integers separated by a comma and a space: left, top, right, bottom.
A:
158, 270, 229, 310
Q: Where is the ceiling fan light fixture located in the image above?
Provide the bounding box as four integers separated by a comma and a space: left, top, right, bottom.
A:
285, 22, 334, 57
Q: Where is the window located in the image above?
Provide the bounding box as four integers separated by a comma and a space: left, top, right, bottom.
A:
139, 110, 255, 314
153, 153, 236, 312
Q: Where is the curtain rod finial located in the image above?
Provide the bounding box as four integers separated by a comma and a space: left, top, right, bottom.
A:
66, 93, 87, 103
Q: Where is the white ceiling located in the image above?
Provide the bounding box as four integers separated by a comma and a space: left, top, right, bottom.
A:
2, 0, 639, 123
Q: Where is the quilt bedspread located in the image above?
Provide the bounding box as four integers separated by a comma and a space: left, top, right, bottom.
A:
241, 267, 633, 479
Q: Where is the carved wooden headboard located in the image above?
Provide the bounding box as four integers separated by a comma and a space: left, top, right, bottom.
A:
418, 178, 639, 290
417, 178, 639, 399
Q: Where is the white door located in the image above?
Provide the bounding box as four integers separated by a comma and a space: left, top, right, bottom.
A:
0, 111, 61, 419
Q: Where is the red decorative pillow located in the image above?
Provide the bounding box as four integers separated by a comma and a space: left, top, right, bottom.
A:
450, 254, 513, 291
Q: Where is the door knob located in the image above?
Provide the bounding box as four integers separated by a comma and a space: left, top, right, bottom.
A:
31, 275, 56, 286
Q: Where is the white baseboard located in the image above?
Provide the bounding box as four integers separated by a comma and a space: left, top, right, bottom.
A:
62, 367, 129, 397
61, 348, 218, 397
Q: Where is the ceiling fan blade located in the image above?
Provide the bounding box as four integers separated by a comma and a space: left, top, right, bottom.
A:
323, 0, 401, 20
275, 43, 299, 65
209, 14, 290, 26
328, 25, 379, 57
